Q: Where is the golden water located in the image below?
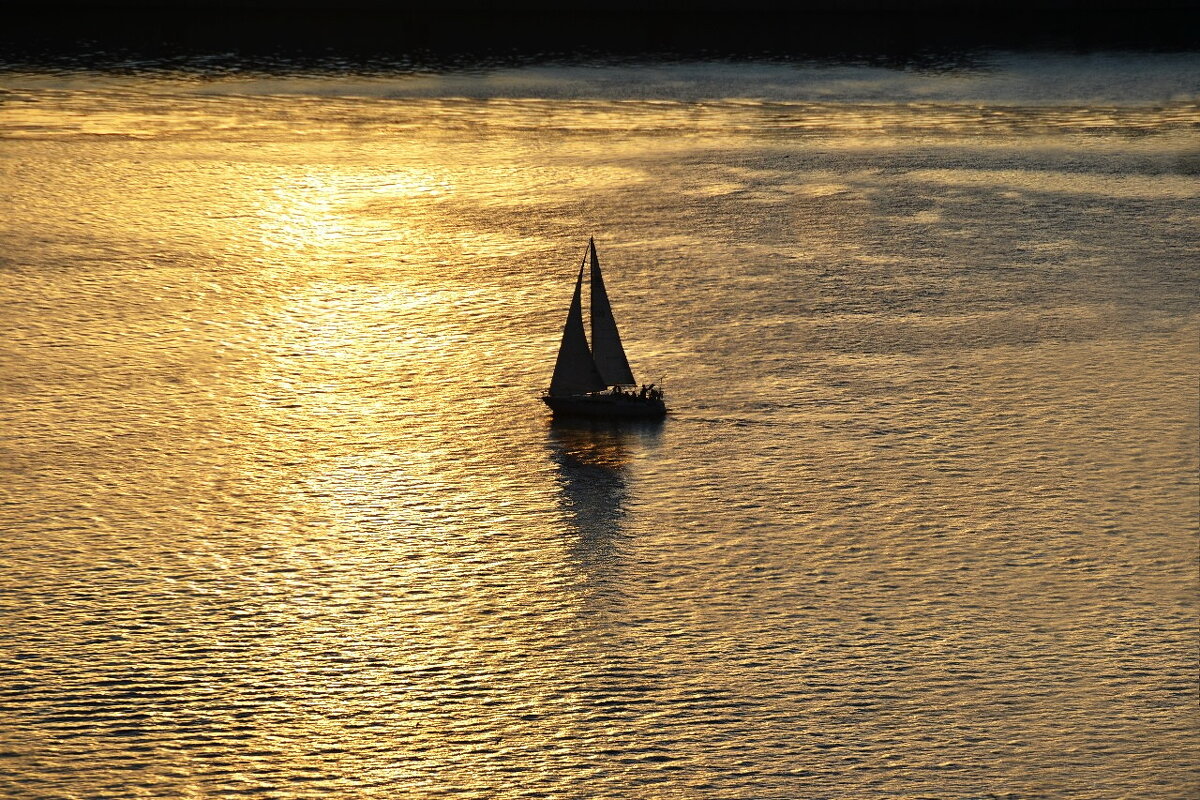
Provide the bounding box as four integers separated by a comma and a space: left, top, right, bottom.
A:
1, 55, 1197, 798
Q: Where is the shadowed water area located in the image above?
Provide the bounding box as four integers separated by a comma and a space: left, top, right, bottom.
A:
0, 50, 1197, 798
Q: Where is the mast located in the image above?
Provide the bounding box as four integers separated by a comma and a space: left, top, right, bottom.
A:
549, 261, 607, 397
588, 237, 636, 387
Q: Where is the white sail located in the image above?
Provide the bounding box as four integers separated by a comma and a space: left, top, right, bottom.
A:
549, 262, 608, 397
588, 238, 636, 387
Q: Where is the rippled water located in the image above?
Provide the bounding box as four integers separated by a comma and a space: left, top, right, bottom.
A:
1, 53, 1197, 798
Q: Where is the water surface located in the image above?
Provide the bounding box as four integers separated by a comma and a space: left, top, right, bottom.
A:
1, 53, 1197, 798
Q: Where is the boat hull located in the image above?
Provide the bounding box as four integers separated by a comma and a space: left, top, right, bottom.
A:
542, 392, 667, 419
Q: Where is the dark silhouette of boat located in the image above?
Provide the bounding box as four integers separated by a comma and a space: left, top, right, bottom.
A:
542, 238, 667, 419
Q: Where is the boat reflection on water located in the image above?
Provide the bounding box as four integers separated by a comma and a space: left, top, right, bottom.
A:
545, 419, 662, 591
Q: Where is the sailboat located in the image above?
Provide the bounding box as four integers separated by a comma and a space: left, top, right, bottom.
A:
542, 238, 667, 419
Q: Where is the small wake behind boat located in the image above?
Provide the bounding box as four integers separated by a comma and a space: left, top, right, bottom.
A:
542, 238, 667, 420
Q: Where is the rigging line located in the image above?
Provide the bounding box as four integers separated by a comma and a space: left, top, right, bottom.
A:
580, 242, 592, 331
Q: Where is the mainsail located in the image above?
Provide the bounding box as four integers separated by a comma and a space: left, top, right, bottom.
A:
588, 238, 636, 387
548, 262, 608, 396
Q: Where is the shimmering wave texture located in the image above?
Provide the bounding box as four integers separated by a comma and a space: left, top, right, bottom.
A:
2, 86, 1199, 141
1, 66, 1197, 799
